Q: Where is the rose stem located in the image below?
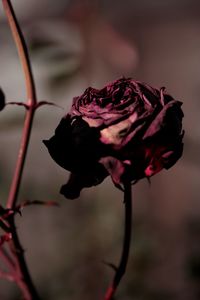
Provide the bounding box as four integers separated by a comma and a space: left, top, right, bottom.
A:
104, 181, 132, 300
3, 0, 36, 209
2, 0, 40, 299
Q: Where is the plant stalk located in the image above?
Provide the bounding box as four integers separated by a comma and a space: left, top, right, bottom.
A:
2, 1, 40, 299
104, 181, 132, 300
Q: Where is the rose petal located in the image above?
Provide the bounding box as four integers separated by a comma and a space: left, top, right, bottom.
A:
99, 156, 125, 190
143, 100, 183, 140
0, 88, 5, 111
60, 167, 108, 200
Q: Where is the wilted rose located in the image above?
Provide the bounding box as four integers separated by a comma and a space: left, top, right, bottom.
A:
44, 77, 184, 199
0, 88, 5, 111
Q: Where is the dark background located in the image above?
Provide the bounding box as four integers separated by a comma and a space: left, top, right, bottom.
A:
0, 0, 200, 299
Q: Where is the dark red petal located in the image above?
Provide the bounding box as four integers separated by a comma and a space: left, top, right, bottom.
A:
60, 169, 108, 200
162, 140, 184, 169
0, 88, 5, 111
143, 100, 183, 140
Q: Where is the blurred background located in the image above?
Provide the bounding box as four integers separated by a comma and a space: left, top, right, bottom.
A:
0, 0, 200, 299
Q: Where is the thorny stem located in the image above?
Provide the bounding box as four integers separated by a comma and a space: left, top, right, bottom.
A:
2, 0, 40, 299
3, 0, 37, 209
104, 181, 132, 300
2, 0, 36, 104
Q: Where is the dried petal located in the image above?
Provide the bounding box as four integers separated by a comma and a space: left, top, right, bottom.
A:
44, 77, 184, 199
0, 88, 5, 111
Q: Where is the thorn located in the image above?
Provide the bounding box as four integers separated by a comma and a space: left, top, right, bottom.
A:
102, 260, 118, 272
16, 199, 59, 210
6, 102, 29, 109
36, 101, 64, 110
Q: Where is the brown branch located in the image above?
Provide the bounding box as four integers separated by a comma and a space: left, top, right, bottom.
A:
104, 181, 132, 300
2, 1, 41, 299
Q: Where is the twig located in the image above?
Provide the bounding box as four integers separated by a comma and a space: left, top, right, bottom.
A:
104, 181, 132, 300
2, 1, 41, 299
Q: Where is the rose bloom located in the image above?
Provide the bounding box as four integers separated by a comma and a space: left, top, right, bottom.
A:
44, 78, 184, 199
